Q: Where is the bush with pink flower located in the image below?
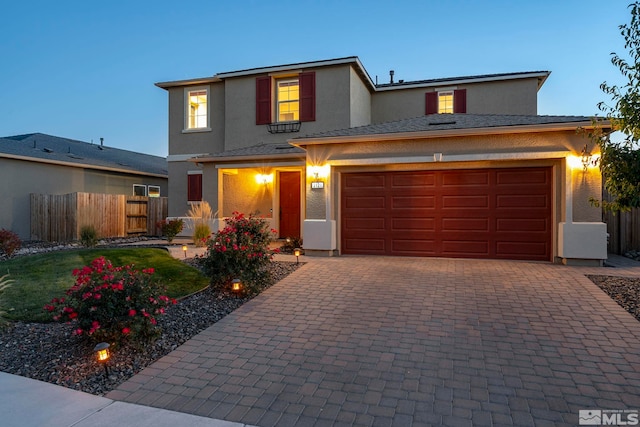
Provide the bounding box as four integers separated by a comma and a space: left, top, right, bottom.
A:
45, 256, 175, 344
199, 212, 278, 295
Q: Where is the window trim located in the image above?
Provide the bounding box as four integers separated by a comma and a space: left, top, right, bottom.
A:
276, 77, 300, 123
133, 184, 147, 196
438, 90, 454, 114
183, 86, 211, 132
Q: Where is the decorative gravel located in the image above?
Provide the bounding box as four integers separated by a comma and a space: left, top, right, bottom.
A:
0, 259, 303, 396
588, 275, 640, 322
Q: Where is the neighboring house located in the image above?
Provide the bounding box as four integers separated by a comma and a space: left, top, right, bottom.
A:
156, 56, 609, 265
0, 133, 168, 240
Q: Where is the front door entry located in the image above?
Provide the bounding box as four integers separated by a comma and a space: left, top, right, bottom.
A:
279, 171, 301, 238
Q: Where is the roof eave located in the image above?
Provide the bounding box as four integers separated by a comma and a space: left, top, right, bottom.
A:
190, 152, 306, 163
0, 152, 168, 178
290, 120, 609, 147
375, 71, 551, 92
155, 76, 222, 89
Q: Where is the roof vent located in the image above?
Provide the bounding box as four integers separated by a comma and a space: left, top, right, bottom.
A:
429, 121, 457, 126
42, 147, 54, 153
389, 70, 394, 84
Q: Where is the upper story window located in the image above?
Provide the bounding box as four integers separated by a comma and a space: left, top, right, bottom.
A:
256, 72, 315, 125
277, 78, 300, 122
425, 89, 466, 115
438, 91, 454, 114
185, 87, 209, 130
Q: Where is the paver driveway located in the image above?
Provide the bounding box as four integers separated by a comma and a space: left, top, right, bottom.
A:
108, 257, 640, 426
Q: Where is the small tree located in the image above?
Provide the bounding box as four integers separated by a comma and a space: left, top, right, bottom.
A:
596, 2, 640, 211
157, 218, 184, 243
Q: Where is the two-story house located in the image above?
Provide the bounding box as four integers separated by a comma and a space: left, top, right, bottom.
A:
156, 56, 609, 265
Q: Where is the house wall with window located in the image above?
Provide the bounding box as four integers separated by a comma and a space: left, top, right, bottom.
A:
0, 157, 167, 239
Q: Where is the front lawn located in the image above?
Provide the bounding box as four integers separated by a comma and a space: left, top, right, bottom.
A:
0, 248, 209, 322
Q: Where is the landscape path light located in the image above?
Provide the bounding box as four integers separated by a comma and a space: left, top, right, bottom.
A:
182, 244, 188, 258
294, 248, 301, 264
232, 278, 242, 295
93, 342, 111, 377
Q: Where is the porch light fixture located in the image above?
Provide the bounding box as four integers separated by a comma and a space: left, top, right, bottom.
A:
93, 342, 111, 376
580, 144, 600, 171
307, 164, 330, 180
182, 245, 188, 258
294, 248, 301, 264
255, 173, 273, 185
232, 278, 242, 295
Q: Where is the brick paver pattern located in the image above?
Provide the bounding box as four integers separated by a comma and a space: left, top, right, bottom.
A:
108, 257, 640, 426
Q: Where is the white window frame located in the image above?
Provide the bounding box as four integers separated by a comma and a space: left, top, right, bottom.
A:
276, 78, 300, 123
438, 90, 454, 114
133, 184, 147, 196
183, 86, 211, 132
148, 185, 161, 197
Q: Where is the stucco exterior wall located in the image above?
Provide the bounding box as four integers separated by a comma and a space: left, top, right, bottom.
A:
371, 77, 540, 123
221, 169, 273, 218
349, 67, 372, 128
0, 157, 167, 239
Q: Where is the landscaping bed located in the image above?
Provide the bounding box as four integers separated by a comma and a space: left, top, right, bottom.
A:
588, 274, 640, 322
0, 260, 302, 396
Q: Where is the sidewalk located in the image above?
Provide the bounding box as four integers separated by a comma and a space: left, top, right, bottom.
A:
0, 371, 255, 427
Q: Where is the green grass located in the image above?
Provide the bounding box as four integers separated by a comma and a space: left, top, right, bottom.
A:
0, 248, 209, 322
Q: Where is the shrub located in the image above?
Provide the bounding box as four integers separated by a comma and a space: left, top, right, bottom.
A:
280, 236, 303, 254
157, 218, 184, 243
45, 256, 176, 344
199, 212, 277, 295
0, 229, 21, 258
79, 225, 98, 247
0, 274, 14, 327
193, 223, 211, 247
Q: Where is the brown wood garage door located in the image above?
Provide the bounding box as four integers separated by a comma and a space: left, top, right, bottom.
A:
341, 167, 552, 261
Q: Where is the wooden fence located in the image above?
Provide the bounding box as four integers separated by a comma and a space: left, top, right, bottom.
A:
31, 192, 168, 242
605, 207, 640, 255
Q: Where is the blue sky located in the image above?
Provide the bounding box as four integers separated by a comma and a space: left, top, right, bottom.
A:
0, 0, 633, 157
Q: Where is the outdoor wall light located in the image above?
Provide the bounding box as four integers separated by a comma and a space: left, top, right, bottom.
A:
232, 278, 242, 294
307, 164, 330, 180
294, 248, 301, 264
580, 144, 600, 171
255, 173, 273, 185
182, 245, 188, 258
93, 342, 111, 376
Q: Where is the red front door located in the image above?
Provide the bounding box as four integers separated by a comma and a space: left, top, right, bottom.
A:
279, 171, 301, 238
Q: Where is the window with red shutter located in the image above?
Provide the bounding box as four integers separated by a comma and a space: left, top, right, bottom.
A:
187, 173, 202, 202
299, 71, 316, 122
454, 89, 467, 113
425, 92, 438, 115
256, 76, 272, 125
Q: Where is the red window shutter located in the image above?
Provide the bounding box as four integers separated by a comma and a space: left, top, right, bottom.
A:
187, 174, 202, 202
425, 92, 438, 115
299, 71, 316, 122
454, 89, 467, 113
256, 76, 271, 125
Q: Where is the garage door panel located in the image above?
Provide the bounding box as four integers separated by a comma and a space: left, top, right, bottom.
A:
441, 240, 490, 256
391, 173, 436, 188
496, 241, 549, 257
341, 167, 552, 261
497, 218, 548, 232
392, 196, 436, 208
391, 239, 437, 254
496, 169, 549, 185
392, 218, 436, 231
442, 195, 489, 208
442, 171, 490, 186
442, 218, 489, 232
343, 174, 385, 189
345, 217, 385, 230
345, 196, 386, 209
496, 195, 549, 208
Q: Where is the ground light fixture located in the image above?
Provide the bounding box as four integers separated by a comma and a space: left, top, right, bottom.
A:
232, 278, 242, 295
93, 342, 111, 377
294, 248, 301, 264
182, 244, 188, 258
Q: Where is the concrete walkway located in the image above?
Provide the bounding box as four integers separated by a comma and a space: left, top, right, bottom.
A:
103, 255, 640, 427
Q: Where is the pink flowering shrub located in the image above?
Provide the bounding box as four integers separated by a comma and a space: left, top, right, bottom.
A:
45, 256, 175, 344
199, 212, 278, 295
